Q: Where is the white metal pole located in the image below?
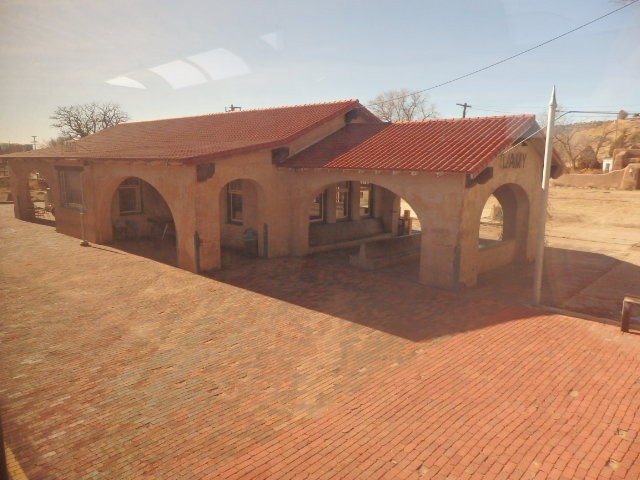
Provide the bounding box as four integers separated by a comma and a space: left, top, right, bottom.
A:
533, 86, 557, 304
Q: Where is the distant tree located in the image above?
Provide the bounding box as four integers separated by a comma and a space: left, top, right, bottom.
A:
554, 125, 583, 171
0, 143, 33, 155
592, 123, 616, 160
50, 102, 129, 139
618, 109, 629, 120
609, 128, 629, 156
576, 145, 598, 169
368, 89, 438, 122
43, 136, 71, 148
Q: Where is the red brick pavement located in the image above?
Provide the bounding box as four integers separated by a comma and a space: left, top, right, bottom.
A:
1, 205, 639, 479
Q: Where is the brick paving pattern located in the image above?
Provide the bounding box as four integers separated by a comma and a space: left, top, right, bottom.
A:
1, 204, 639, 479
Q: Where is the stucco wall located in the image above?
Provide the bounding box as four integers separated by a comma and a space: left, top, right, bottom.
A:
280, 168, 467, 289
458, 144, 543, 286
552, 170, 623, 189
477, 240, 517, 275
551, 165, 638, 190
7, 113, 545, 290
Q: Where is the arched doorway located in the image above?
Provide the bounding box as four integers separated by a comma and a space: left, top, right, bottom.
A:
110, 177, 177, 265
305, 180, 423, 280
479, 194, 503, 245
24, 169, 55, 224
476, 183, 530, 273
306, 181, 423, 246
218, 178, 266, 266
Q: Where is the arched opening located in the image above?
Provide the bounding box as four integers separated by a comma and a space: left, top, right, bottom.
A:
218, 178, 266, 267
399, 198, 421, 235
305, 180, 423, 279
476, 183, 530, 274
308, 181, 393, 247
110, 177, 177, 265
24, 169, 55, 225
479, 194, 503, 245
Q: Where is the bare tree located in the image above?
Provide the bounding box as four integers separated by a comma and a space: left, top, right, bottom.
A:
368, 89, 438, 122
50, 102, 129, 139
592, 123, 616, 160
42, 136, 71, 149
554, 125, 583, 171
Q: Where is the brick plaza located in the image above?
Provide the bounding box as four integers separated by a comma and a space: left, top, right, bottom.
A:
1, 204, 639, 479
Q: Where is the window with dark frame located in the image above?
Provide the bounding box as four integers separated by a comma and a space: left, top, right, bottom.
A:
335, 181, 350, 221
359, 182, 373, 218
58, 167, 83, 210
309, 191, 325, 222
227, 180, 243, 224
118, 177, 143, 214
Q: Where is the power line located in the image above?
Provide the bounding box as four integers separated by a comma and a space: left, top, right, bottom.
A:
499, 106, 640, 157
471, 106, 531, 115
498, 111, 573, 157
366, 0, 639, 108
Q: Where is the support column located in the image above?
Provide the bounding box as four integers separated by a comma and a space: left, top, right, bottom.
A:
291, 205, 310, 256
193, 181, 221, 272
349, 181, 361, 221
419, 229, 460, 290
325, 186, 337, 223
8, 163, 31, 219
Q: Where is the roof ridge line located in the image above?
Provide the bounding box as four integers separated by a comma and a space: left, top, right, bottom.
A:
392, 113, 535, 125
121, 99, 361, 126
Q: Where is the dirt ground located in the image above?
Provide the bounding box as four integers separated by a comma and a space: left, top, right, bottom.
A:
396, 186, 638, 320
547, 186, 640, 258
543, 186, 640, 317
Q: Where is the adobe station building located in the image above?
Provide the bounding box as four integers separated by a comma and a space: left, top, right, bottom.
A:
3, 100, 562, 289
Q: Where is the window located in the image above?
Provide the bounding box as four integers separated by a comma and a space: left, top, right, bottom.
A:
309, 191, 325, 222
335, 181, 350, 220
118, 178, 143, 214
359, 182, 373, 218
227, 180, 243, 224
58, 167, 83, 210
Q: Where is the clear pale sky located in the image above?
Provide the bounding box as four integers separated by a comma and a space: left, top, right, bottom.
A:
1, 0, 639, 144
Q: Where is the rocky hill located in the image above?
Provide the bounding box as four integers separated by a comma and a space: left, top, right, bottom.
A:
553, 115, 640, 171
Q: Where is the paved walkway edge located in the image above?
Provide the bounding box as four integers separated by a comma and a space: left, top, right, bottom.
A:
4, 443, 28, 480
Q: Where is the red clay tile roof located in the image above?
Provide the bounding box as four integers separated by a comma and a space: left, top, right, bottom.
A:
285, 114, 542, 174
3, 100, 376, 163
279, 123, 389, 168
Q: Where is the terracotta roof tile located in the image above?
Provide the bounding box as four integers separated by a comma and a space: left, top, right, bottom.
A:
3, 100, 372, 163
279, 123, 389, 169
286, 114, 540, 174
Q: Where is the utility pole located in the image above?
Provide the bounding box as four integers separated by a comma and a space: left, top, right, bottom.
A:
533, 86, 557, 305
31, 135, 37, 150
456, 102, 471, 118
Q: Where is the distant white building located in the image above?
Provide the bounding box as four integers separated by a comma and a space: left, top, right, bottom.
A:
602, 158, 613, 173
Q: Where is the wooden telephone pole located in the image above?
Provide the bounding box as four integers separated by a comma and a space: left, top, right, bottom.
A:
456, 102, 471, 118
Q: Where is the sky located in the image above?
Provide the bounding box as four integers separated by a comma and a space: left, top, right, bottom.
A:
1, 0, 639, 145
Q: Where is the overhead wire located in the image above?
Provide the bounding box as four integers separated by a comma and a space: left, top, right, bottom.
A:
498, 111, 573, 157
365, 0, 639, 108
499, 106, 640, 158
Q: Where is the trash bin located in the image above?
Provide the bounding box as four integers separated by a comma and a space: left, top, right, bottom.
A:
242, 228, 258, 257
